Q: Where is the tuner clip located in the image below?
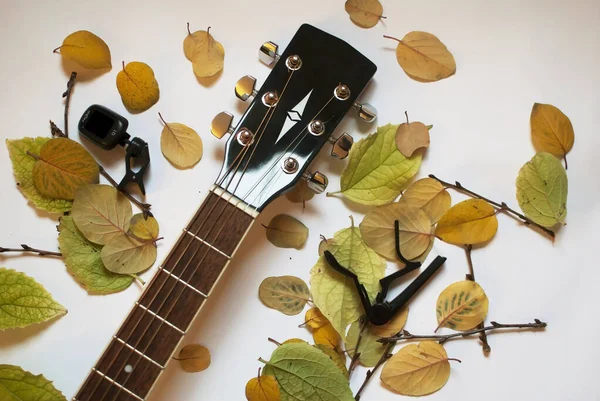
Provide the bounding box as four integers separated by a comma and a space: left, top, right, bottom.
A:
235, 75, 258, 101
354, 102, 377, 123
259, 41, 281, 66
329, 132, 353, 159
211, 112, 234, 139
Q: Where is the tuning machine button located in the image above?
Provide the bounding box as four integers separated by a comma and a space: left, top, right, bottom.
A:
259, 41, 281, 66
210, 112, 234, 139
353, 102, 377, 123
329, 132, 353, 159
303, 171, 328, 194
235, 75, 258, 101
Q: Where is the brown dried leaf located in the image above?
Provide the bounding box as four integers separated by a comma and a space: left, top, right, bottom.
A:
345, 0, 384, 28
395, 122, 431, 157
176, 344, 211, 373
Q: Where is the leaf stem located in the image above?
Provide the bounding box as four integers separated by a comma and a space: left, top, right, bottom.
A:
26, 151, 40, 160
428, 174, 555, 239
464, 245, 490, 355
0, 244, 62, 257
379, 320, 547, 345
404, 111, 409, 125
98, 165, 153, 217
62, 72, 77, 137
383, 35, 402, 43
267, 337, 282, 347
186, 22, 191, 35
563, 154, 568, 170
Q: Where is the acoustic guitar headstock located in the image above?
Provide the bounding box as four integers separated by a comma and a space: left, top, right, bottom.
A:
210, 24, 377, 211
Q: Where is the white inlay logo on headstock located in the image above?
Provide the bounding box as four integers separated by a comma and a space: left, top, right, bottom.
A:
275, 89, 313, 144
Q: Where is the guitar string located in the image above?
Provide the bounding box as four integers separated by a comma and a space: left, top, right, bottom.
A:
98, 71, 295, 401
90, 107, 272, 401
90, 148, 251, 401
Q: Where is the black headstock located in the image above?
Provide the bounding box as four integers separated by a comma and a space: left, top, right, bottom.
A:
211, 24, 377, 211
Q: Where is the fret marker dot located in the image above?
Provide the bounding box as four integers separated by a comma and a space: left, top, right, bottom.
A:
124, 364, 133, 373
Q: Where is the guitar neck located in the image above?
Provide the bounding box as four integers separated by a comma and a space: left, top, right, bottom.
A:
74, 187, 257, 401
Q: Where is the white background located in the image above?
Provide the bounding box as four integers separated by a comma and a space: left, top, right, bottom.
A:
1, 0, 599, 400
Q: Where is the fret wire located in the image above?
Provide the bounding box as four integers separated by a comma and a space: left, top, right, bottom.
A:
91, 368, 145, 401
183, 229, 231, 259
106, 69, 296, 401
112, 336, 165, 369
158, 266, 209, 298
91, 130, 257, 401
135, 302, 185, 334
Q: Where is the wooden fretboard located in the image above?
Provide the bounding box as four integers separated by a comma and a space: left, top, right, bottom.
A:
74, 188, 256, 401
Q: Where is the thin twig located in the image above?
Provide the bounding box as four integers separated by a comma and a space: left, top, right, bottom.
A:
354, 344, 394, 401
428, 174, 555, 239
379, 320, 547, 345
464, 245, 490, 354
0, 244, 62, 257
62, 72, 77, 137
348, 317, 367, 378
50, 120, 67, 138
98, 165, 153, 217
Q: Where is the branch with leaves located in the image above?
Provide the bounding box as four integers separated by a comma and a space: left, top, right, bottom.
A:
429, 174, 555, 239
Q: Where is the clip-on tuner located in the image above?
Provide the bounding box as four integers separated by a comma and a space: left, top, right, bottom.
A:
78, 105, 150, 194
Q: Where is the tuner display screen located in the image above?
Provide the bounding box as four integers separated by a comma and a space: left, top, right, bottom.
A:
84, 110, 114, 139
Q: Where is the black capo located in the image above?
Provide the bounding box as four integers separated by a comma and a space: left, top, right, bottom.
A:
323, 220, 446, 326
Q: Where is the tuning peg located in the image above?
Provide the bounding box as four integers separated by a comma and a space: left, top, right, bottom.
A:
353, 102, 377, 123
210, 112, 234, 139
303, 171, 328, 194
329, 132, 353, 159
259, 41, 281, 66
235, 75, 258, 101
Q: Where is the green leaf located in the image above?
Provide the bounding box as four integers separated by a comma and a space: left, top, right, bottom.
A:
0, 365, 66, 401
516, 152, 568, 228
264, 342, 353, 401
310, 221, 386, 338
265, 214, 309, 249
58, 216, 133, 294
100, 233, 157, 274
5, 138, 72, 213
259, 276, 310, 315
330, 124, 422, 205
0, 268, 66, 330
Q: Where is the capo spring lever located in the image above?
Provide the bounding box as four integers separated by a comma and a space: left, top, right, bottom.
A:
323, 219, 447, 326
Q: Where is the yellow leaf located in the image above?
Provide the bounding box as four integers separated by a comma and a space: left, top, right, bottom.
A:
185, 27, 225, 78
285, 180, 315, 206
344, 0, 384, 28
530, 103, 574, 164
360, 202, 433, 260
100, 233, 157, 274
265, 214, 309, 249
312, 323, 341, 350
176, 344, 211, 373
129, 214, 159, 241
32, 138, 99, 200
116, 61, 160, 113
245, 374, 280, 401
159, 113, 203, 168
304, 307, 329, 330
259, 276, 310, 316
399, 178, 451, 224
386, 32, 456, 82
56, 30, 111, 69
436, 280, 489, 331
395, 121, 430, 157
435, 199, 498, 245
71, 185, 132, 245
315, 344, 349, 378
282, 338, 307, 345
381, 341, 454, 396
